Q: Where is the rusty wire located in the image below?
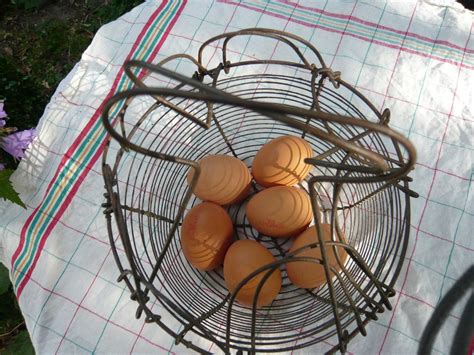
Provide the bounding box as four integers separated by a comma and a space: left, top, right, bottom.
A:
101, 28, 417, 354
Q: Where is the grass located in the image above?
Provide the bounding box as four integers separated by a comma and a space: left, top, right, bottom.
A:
0, 0, 142, 130
0, 0, 142, 352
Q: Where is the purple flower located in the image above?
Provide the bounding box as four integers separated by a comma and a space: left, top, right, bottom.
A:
0, 103, 6, 120
0, 128, 37, 160
0, 163, 4, 171
0, 119, 5, 128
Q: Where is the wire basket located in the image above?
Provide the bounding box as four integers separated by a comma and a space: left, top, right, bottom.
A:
101, 28, 418, 354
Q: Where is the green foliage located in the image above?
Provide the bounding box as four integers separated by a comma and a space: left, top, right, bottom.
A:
91, 0, 143, 27
2, 330, 35, 355
0, 265, 22, 333
0, 263, 10, 294
0, 169, 25, 208
10, 0, 42, 10
0, 286, 23, 335
0, 263, 34, 353
0, 0, 143, 131
0, 58, 48, 131
0, 17, 91, 131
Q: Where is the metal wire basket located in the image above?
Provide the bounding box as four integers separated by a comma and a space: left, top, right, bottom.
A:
101, 28, 418, 354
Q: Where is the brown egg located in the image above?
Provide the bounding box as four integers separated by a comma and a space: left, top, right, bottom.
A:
187, 155, 252, 205
286, 224, 349, 289
181, 202, 234, 271
223, 240, 281, 307
246, 186, 313, 238
252, 135, 313, 187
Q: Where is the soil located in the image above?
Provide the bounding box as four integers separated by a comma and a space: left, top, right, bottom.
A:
0, 0, 141, 131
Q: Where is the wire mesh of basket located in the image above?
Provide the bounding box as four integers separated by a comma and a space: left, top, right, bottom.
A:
101, 28, 418, 354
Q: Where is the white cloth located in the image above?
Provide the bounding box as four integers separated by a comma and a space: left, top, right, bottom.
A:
1, 0, 472, 353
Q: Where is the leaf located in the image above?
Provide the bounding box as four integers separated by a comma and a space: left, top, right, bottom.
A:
0, 169, 25, 208
3, 330, 35, 355
0, 262, 11, 295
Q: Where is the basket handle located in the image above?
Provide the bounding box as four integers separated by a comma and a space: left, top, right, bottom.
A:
198, 28, 328, 72
124, 56, 212, 130
102, 62, 416, 178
